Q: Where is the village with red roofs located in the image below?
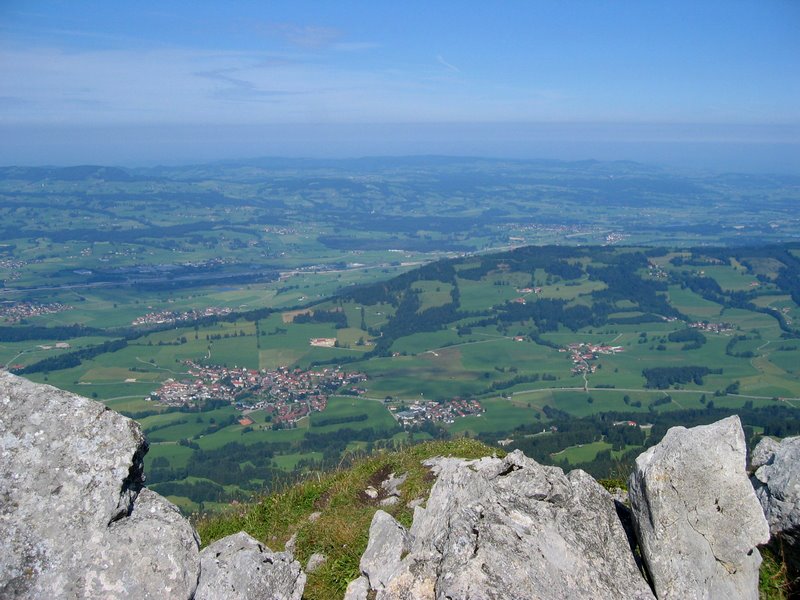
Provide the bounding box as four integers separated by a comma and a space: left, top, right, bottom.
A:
561, 341, 624, 375
149, 361, 368, 427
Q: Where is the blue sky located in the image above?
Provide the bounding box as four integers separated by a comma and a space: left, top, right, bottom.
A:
1, 1, 798, 169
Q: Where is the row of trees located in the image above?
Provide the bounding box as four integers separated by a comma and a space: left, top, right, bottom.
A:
480, 404, 800, 480
641, 366, 720, 389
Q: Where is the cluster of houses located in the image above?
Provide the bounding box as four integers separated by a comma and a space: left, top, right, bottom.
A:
0, 257, 25, 270
561, 342, 624, 375
262, 226, 296, 235
131, 306, 233, 326
512, 286, 543, 306
604, 232, 627, 245
0, 301, 72, 323
149, 361, 368, 426
510, 223, 594, 238
516, 286, 543, 295
264, 401, 313, 427
0, 257, 26, 281
392, 398, 485, 426
689, 321, 735, 333
647, 261, 668, 279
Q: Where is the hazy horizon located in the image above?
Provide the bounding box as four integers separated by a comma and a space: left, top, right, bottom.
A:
2, 121, 799, 175
1, 1, 798, 173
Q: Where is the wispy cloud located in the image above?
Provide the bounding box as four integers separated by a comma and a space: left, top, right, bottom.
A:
436, 54, 460, 73
193, 67, 301, 101
0, 42, 589, 126
254, 22, 343, 49
0, 45, 462, 124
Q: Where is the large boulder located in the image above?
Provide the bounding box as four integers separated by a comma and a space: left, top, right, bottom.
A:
0, 372, 200, 599
749, 436, 780, 473
751, 435, 800, 578
359, 510, 410, 591
629, 416, 769, 600
353, 450, 654, 600
751, 435, 800, 544
195, 531, 305, 600
343, 575, 370, 600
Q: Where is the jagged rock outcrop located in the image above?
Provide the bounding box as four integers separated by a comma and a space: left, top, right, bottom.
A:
0, 372, 306, 599
4, 371, 792, 600
344, 510, 412, 599
750, 435, 800, 576
196, 531, 305, 600
629, 416, 769, 600
749, 436, 780, 473
0, 372, 200, 599
354, 450, 655, 600
751, 435, 800, 543
343, 575, 370, 600
360, 510, 411, 591
379, 472, 408, 506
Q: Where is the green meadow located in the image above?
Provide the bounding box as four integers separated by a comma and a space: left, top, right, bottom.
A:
7, 240, 800, 511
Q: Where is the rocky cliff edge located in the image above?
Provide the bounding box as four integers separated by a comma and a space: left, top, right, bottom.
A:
1, 372, 792, 599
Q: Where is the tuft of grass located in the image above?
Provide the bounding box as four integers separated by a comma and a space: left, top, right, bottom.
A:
597, 477, 628, 493
194, 438, 501, 600
759, 545, 789, 600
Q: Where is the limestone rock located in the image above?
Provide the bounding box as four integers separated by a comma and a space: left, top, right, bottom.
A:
381, 472, 408, 498
406, 497, 424, 509
629, 416, 769, 600
284, 532, 297, 554
344, 575, 370, 600
196, 532, 305, 600
360, 510, 410, 591
0, 372, 200, 599
306, 552, 327, 573
751, 435, 800, 571
365, 450, 653, 599
752, 436, 800, 541
101, 488, 200, 598
749, 435, 780, 471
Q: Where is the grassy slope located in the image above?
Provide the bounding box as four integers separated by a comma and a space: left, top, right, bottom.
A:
194, 436, 790, 599
195, 438, 502, 600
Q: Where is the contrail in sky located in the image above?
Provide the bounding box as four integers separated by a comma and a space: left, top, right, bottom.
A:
436, 54, 460, 72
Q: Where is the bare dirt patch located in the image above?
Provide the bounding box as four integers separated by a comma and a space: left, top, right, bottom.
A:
282, 309, 312, 324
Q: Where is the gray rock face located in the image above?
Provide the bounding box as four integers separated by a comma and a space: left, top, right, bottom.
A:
751, 436, 800, 542
196, 532, 305, 600
629, 416, 769, 600
101, 488, 200, 597
305, 552, 327, 573
750, 436, 780, 472
355, 450, 653, 600
381, 471, 408, 498
344, 575, 370, 600
0, 372, 200, 599
751, 435, 800, 572
360, 510, 410, 591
